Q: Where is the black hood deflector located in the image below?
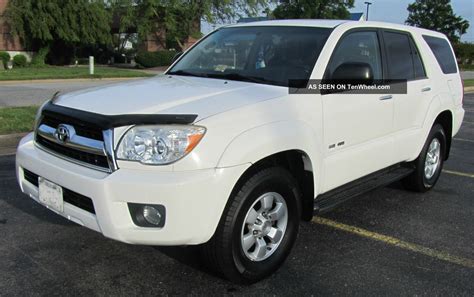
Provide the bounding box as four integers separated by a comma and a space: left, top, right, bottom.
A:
41, 101, 198, 129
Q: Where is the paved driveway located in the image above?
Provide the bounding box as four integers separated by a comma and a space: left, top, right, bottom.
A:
461, 71, 474, 80
0, 78, 152, 107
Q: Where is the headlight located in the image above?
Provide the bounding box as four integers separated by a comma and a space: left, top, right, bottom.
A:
116, 125, 206, 165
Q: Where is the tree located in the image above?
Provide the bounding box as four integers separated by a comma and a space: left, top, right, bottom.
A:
406, 0, 469, 43
111, 0, 270, 51
272, 0, 355, 20
6, 0, 112, 64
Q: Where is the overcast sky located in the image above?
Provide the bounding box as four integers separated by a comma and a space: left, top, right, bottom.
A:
201, 0, 474, 42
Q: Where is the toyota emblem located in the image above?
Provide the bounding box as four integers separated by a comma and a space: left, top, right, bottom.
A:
55, 124, 70, 143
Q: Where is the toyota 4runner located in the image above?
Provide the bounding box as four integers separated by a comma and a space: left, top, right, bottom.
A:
16, 20, 464, 283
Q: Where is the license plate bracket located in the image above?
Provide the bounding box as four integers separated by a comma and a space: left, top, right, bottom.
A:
38, 177, 64, 213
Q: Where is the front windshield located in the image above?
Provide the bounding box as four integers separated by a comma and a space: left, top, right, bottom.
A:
168, 26, 332, 87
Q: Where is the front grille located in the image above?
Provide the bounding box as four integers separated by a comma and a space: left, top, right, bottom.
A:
23, 169, 96, 214
35, 112, 113, 172
36, 136, 109, 168
41, 115, 103, 141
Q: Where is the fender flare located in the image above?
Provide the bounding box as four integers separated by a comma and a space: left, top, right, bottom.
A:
217, 120, 323, 194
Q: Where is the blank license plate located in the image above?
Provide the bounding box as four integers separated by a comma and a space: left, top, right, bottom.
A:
38, 177, 64, 213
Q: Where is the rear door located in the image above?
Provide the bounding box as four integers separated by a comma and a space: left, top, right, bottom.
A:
321, 30, 394, 191
382, 30, 431, 161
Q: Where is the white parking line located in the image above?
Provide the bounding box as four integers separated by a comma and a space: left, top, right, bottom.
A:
453, 138, 474, 143
443, 170, 474, 179
313, 217, 474, 269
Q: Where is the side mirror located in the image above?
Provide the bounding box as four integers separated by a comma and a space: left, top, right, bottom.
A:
172, 52, 183, 63
330, 62, 374, 85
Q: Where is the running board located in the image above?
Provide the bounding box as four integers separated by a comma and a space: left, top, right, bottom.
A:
314, 164, 414, 214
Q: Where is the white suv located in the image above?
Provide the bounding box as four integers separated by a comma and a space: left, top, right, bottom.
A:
16, 20, 464, 283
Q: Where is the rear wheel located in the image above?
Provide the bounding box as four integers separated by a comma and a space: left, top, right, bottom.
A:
202, 167, 301, 284
403, 124, 446, 192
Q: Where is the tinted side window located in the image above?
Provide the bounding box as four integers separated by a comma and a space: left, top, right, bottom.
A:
423, 35, 458, 74
384, 31, 414, 80
327, 31, 383, 80
409, 38, 426, 79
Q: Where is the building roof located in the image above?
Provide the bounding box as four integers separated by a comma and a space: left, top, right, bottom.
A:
350, 12, 365, 21
237, 17, 269, 23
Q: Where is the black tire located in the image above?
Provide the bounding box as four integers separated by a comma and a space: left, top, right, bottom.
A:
201, 167, 301, 284
403, 124, 446, 192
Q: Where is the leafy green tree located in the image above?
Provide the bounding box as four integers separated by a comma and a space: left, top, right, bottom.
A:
272, 0, 355, 20
6, 0, 112, 64
406, 0, 469, 43
111, 0, 270, 51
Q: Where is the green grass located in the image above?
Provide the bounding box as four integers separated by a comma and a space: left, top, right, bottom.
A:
0, 106, 38, 135
464, 79, 474, 87
0, 66, 153, 81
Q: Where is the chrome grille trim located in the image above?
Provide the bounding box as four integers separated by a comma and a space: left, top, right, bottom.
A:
34, 119, 117, 173
35, 142, 113, 173
37, 124, 105, 155
103, 129, 118, 172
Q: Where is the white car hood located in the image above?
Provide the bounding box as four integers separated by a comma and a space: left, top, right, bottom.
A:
55, 75, 287, 121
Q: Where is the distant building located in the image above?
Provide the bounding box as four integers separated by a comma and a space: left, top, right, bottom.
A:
0, 0, 33, 60
350, 12, 365, 21
0, 0, 20, 51
237, 17, 270, 23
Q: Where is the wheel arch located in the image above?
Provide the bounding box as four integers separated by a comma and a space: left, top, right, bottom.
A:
433, 110, 453, 160
217, 121, 322, 221
227, 150, 316, 222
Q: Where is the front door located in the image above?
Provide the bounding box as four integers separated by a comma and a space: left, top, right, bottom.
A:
321, 30, 394, 191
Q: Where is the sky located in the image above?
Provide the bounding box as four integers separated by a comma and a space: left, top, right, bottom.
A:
350, 0, 473, 42
201, 0, 474, 43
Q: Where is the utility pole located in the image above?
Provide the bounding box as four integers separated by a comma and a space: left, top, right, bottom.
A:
364, 1, 372, 21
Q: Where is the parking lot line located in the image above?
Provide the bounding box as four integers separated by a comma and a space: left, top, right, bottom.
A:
442, 169, 474, 179
453, 138, 474, 143
312, 217, 474, 269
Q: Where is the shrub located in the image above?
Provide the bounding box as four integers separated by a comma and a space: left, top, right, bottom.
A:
0, 51, 10, 69
13, 54, 28, 67
31, 47, 49, 67
136, 50, 176, 68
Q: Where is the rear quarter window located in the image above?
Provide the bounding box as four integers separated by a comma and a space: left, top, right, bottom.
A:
422, 35, 458, 74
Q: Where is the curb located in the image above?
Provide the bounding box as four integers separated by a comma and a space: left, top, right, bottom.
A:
0, 132, 28, 141
464, 86, 474, 93
0, 132, 28, 156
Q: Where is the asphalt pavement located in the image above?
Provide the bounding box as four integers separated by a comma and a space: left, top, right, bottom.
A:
0, 94, 473, 296
0, 78, 150, 107
461, 71, 474, 80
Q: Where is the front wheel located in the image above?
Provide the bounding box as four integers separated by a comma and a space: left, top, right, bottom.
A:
201, 167, 301, 284
403, 123, 446, 192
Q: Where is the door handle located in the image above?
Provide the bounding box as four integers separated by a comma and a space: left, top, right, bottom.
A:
379, 95, 393, 100
421, 86, 432, 92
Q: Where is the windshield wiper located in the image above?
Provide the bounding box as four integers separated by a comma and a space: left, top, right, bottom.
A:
207, 73, 268, 84
167, 70, 208, 78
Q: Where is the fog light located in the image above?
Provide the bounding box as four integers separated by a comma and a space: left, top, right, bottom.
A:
128, 203, 166, 228
143, 206, 162, 225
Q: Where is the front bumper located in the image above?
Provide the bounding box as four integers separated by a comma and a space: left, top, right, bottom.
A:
16, 133, 249, 245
